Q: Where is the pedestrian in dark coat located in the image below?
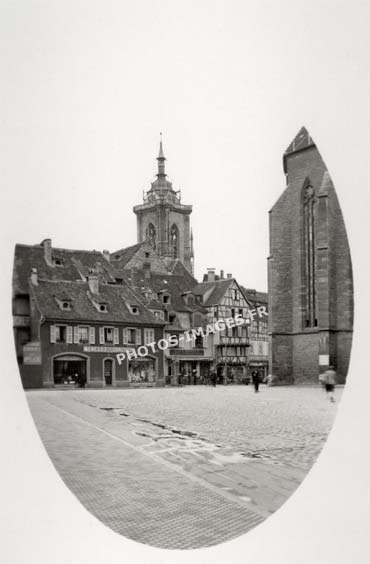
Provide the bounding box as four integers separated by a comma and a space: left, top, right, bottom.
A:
252, 370, 260, 393
210, 370, 217, 387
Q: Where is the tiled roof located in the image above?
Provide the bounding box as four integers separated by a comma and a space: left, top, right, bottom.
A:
110, 242, 145, 266
13, 244, 114, 295
120, 269, 205, 314
192, 279, 233, 306
241, 286, 268, 306
285, 126, 314, 155
30, 279, 165, 325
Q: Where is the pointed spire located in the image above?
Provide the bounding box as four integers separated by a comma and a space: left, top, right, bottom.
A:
158, 132, 165, 159
157, 132, 166, 177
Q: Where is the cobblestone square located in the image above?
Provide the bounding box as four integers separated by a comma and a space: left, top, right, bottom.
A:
27, 385, 342, 550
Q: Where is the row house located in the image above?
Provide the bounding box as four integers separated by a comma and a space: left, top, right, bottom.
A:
193, 269, 252, 383
242, 287, 269, 380
19, 268, 165, 388
110, 253, 213, 384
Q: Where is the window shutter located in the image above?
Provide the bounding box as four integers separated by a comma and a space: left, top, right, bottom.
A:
50, 325, 56, 343
135, 329, 142, 345
204, 335, 208, 348
122, 328, 128, 345
89, 327, 95, 344
113, 327, 119, 345
238, 326, 242, 337
67, 326, 73, 344
74, 326, 79, 343
99, 327, 105, 344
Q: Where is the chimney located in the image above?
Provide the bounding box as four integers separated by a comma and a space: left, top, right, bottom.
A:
220, 269, 224, 279
87, 269, 99, 294
41, 238, 52, 265
30, 268, 38, 286
207, 268, 216, 282
102, 249, 110, 262
227, 273, 232, 279
143, 262, 151, 279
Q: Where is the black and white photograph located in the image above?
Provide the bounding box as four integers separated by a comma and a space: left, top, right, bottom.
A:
1, 1, 369, 563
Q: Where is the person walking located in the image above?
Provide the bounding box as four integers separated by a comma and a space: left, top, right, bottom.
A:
210, 369, 217, 387
252, 370, 260, 393
321, 365, 337, 402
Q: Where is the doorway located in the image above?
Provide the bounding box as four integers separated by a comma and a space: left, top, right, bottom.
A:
104, 358, 113, 386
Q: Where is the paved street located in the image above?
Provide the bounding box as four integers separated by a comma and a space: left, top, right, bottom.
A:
26, 385, 341, 550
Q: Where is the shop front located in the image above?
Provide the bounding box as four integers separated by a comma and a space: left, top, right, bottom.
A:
166, 349, 212, 385
128, 357, 156, 386
52, 354, 88, 386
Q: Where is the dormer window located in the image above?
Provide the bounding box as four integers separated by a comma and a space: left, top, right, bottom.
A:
130, 305, 139, 315
144, 251, 150, 258
168, 313, 176, 324
162, 293, 170, 304
54, 296, 72, 311
99, 304, 107, 312
53, 258, 64, 267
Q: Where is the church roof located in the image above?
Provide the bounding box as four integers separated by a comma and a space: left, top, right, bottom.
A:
110, 242, 146, 266
120, 269, 204, 313
285, 126, 315, 155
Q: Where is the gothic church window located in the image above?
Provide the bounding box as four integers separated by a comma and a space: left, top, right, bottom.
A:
170, 224, 179, 258
146, 223, 156, 250
303, 183, 317, 328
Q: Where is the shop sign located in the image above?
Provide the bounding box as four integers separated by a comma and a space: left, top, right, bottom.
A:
84, 346, 130, 354
23, 342, 41, 365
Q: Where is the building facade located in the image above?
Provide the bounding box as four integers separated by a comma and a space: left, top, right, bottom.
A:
133, 139, 194, 274
242, 288, 269, 381
268, 127, 353, 384
194, 270, 251, 384
13, 242, 166, 388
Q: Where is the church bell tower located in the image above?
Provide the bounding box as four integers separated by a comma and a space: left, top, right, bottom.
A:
133, 136, 194, 274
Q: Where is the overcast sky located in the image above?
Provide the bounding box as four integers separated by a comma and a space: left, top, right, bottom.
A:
1, 0, 369, 291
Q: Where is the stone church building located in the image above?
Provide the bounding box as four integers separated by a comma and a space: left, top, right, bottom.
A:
268, 127, 353, 384
133, 137, 194, 274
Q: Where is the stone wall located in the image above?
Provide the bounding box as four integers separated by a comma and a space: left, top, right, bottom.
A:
268, 134, 353, 384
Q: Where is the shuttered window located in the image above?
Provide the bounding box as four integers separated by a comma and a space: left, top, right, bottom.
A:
122, 328, 128, 345
89, 327, 95, 344
113, 328, 119, 345
135, 329, 142, 345
66, 326, 73, 343
50, 325, 56, 343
